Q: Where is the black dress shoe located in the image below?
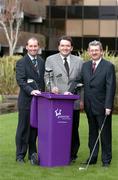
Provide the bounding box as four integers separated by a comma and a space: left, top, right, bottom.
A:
30, 153, 39, 165
71, 155, 78, 163
102, 163, 110, 168
16, 158, 25, 164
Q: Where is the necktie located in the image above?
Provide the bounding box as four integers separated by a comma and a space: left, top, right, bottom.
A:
32, 58, 37, 67
92, 62, 96, 73
32, 59, 39, 74
64, 57, 69, 77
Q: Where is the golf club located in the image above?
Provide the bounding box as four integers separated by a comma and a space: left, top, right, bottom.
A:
79, 115, 107, 171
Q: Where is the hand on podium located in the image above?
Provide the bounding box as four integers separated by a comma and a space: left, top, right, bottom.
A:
31, 90, 41, 96
52, 87, 59, 94
64, 91, 73, 95
80, 100, 84, 111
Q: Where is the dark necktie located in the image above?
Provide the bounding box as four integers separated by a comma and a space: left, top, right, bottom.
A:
32, 58, 37, 66
92, 62, 96, 73
32, 58, 39, 74
64, 57, 69, 77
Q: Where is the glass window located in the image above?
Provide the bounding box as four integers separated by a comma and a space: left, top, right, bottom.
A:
72, 37, 83, 51
50, 19, 65, 35
84, 0, 99, 5
66, 20, 82, 36
83, 20, 99, 36
100, 0, 117, 6
30, 25, 35, 33
83, 37, 100, 50
67, 6, 82, 19
100, 38, 116, 51
83, 6, 99, 19
47, 6, 66, 19
99, 6, 117, 19
23, 17, 30, 31
100, 20, 116, 37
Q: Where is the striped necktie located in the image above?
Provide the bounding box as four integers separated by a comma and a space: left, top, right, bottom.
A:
32, 58, 39, 74
32, 58, 37, 67
92, 62, 96, 73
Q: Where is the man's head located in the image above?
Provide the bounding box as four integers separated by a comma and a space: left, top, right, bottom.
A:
88, 40, 103, 61
57, 35, 73, 57
26, 37, 40, 57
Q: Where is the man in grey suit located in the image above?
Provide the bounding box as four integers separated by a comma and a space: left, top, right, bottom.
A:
69, 40, 116, 167
45, 35, 84, 162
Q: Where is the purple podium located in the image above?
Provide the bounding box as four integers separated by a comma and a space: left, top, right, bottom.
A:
30, 92, 79, 167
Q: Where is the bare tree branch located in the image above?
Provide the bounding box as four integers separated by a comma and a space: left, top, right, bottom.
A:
0, 0, 23, 55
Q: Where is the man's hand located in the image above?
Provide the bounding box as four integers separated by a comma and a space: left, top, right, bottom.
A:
31, 90, 41, 96
52, 87, 59, 94
64, 91, 73, 95
80, 100, 84, 111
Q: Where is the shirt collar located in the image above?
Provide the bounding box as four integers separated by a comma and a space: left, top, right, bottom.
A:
60, 54, 70, 63
92, 58, 102, 67
28, 53, 37, 61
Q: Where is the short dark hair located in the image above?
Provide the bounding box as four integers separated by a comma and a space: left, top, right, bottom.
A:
57, 35, 73, 46
26, 37, 40, 46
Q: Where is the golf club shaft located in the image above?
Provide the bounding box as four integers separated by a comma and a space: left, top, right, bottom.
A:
85, 115, 107, 170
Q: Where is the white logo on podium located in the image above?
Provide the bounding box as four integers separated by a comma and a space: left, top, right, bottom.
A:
55, 108, 62, 117
54, 108, 71, 123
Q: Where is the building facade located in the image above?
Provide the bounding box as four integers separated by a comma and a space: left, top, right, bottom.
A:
0, 0, 118, 56
43, 0, 118, 55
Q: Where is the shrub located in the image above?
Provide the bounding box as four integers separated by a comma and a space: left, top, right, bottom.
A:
0, 55, 22, 95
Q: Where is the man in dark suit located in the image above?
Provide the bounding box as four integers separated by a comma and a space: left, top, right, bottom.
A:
45, 35, 84, 162
15, 37, 45, 164
69, 40, 116, 167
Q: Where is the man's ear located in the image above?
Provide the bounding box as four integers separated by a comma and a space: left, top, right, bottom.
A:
71, 46, 73, 52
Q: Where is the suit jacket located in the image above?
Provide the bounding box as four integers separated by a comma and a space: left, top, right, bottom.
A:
16, 54, 45, 110
69, 58, 116, 115
44, 53, 83, 109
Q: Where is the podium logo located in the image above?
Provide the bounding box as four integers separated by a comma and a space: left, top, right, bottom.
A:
55, 108, 62, 117
54, 108, 71, 123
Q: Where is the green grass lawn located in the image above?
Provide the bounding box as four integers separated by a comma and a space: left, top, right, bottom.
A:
0, 112, 118, 180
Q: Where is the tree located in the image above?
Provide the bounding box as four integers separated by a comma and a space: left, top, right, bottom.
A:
0, 0, 23, 55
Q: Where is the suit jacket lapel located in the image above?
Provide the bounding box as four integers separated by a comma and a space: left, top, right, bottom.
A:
69, 55, 76, 75
56, 54, 67, 74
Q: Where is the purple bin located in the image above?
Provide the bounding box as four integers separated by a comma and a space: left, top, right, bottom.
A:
30, 92, 79, 167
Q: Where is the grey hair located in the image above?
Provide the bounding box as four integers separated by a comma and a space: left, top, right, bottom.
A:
88, 40, 103, 50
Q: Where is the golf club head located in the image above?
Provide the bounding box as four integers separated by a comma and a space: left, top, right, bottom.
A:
79, 167, 87, 171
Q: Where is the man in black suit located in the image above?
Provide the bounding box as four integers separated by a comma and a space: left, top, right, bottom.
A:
15, 37, 45, 164
69, 40, 116, 167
